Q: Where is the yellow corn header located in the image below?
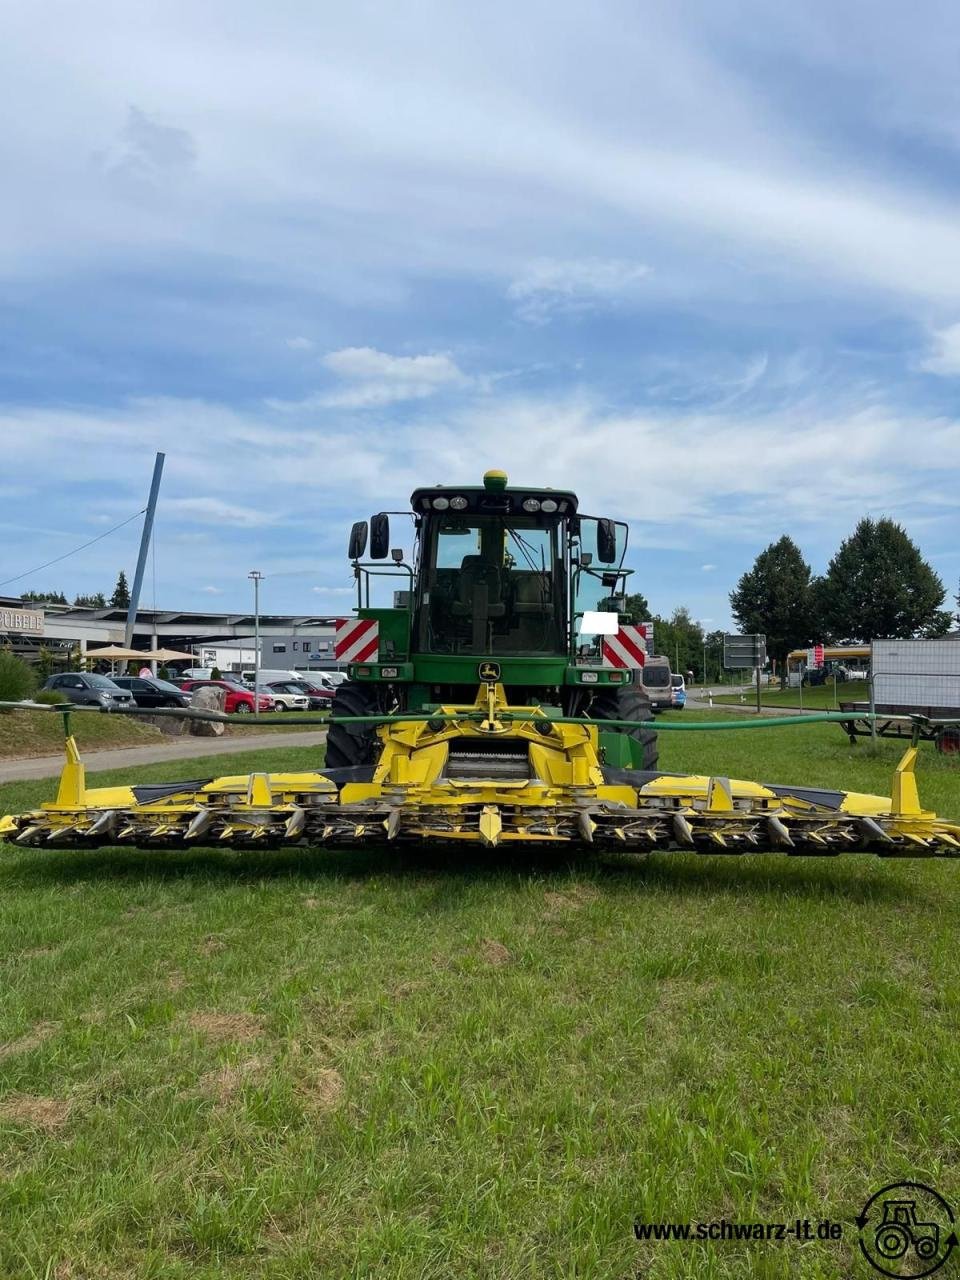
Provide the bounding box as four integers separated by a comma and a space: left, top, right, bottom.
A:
2, 684, 958, 855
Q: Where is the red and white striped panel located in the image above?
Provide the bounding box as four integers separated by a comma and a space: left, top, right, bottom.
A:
334, 617, 380, 664
601, 623, 649, 669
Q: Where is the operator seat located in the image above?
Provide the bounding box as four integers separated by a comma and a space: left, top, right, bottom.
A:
452, 556, 506, 620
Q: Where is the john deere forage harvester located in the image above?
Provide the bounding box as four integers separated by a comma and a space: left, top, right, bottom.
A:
2, 470, 958, 854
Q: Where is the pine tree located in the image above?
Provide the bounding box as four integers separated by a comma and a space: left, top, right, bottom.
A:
110, 570, 131, 610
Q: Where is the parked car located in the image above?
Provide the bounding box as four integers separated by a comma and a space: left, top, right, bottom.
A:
670, 673, 687, 710
43, 672, 135, 708
262, 682, 310, 711
178, 679, 274, 714
291, 679, 336, 708
267, 680, 331, 710
110, 676, 193, 709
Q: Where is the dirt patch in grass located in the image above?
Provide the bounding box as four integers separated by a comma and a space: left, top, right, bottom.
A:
479, 938, 513, 966
297, 1065, 344, 1113
197, 1055, 268, 1103
165, 971, 186, 993
0, 1021, 57, 1062
197, 934, 226, 956
0, 1093, 72, 1131
186, 1012, 264, 1043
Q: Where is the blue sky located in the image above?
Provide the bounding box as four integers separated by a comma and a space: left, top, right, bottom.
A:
2, 1, 959, 627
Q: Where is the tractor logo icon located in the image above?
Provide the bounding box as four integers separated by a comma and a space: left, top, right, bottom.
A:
858, 1182, 957, 1277
478, 662, 501, 682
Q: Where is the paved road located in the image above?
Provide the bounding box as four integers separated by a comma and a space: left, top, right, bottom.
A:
0, 729, 327, 783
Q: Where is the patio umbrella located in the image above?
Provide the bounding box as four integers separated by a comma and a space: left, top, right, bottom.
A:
143, 647, 196, 662
85, 646, 148, 661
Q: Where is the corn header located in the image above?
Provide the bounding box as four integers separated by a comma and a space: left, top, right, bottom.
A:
2, 470, 958, 856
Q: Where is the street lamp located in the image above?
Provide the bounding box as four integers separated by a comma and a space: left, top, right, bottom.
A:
248, 570, 263, 717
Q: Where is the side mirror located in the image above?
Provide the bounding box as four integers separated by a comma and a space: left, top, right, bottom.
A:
370, 513, 390, 559
597, 519, 617, 564
348, 520, 368, 560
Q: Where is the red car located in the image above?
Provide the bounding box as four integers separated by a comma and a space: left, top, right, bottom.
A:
178, 679, 274, 714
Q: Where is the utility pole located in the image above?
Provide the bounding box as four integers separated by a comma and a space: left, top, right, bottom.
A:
124, 452, 165, 648
249, 570, 263, 718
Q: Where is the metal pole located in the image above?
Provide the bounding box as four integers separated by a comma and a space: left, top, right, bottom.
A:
124, 452, 165, 648
249, 571, 263, 718
756, 661, 762, 714
869, 648, 877, 743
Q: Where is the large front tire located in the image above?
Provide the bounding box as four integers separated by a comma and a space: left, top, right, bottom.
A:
325, 681, 389, 769
588, 683, 659, 771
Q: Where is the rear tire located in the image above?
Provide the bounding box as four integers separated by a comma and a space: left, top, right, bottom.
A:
588, 683, 659, 771
325, 681, 390, 769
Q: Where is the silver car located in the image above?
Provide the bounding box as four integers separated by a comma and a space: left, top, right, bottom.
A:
43, 672, 135, 708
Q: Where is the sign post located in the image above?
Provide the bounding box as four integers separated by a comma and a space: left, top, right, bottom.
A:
723, 634, 767, 713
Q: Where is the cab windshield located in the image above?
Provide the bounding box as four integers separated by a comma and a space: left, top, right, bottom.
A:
419, 515, 564, 655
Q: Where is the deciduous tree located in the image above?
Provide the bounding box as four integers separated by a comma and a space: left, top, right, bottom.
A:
729, 536, 814, 673
819, 518, 950, 641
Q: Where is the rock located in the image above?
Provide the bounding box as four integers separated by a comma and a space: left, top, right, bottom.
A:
188, 685, 226, 736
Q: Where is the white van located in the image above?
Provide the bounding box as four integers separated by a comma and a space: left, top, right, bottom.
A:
240, 668, 312, 687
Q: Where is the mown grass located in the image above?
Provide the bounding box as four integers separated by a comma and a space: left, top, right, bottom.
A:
712, 681, 868, 711
0, 724, 958, 1278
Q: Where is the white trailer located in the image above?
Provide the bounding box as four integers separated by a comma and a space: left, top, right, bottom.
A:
839, 638, 960, 752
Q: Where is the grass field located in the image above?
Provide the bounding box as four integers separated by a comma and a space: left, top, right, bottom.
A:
711, 682, 868, 711
1, 722, 959, 1278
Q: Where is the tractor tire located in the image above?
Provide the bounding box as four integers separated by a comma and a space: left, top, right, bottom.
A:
588, 683, 659, 771
325, 681, 388, 770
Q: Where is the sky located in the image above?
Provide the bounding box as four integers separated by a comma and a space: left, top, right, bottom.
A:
2, 1, 959, 628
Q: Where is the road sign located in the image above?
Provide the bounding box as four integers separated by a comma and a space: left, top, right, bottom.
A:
723, 633, 766, 670
814, 643, 824, 668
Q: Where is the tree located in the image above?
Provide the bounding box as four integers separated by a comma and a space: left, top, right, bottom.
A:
730, 535, 815, 675
818, 518, 950, 641
651, 607, 705, 677
20, 589, 67, 605
618, 591, 651, 624
73, 592, 107, 608
110, 570, 131, 610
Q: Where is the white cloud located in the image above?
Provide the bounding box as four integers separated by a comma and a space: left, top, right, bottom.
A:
701, 564, 717, 571
508, 258, 651, 323
312, 346, 469, 408
200, 584, 224, 594
920, 323, 960, 376
285, 336, 314, 350
311, 585, 355, 595
163, 497, 278, 528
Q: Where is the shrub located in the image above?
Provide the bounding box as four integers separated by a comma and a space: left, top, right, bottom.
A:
0, 649, 38, 710
32, 689, 69, 706
211, 666, 222, 680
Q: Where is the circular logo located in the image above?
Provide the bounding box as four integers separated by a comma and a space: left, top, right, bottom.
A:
857, 1182, 957, 1277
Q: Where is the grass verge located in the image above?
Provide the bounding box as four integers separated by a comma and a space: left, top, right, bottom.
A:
0, 724, 958, 1278
711, 681, 869, 711
0, 708, 164, 760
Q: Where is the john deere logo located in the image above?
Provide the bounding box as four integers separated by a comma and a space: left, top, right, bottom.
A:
857, 1181, 957, 1277
478, 662, 501, 682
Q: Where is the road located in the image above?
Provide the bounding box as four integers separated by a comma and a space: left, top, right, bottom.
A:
0, 729, 327, 783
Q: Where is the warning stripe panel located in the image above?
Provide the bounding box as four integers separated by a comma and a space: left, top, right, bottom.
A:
602, 624, 648, 669
335, 617, 380, 663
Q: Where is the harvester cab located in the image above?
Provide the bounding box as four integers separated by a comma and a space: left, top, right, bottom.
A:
1, 469, 959, 856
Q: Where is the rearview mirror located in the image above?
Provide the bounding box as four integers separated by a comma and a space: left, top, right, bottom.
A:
370, 512, 390, 559
597, 519, 617, 564
348, 520, 368, 560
